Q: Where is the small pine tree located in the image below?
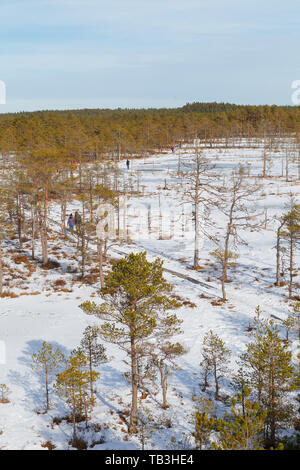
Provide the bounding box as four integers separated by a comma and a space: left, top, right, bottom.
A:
31, 341, 65, 411
212, 387, 267, 450
150, 341, 186, 409
54, 350, 99, 441
282, 314, 296, 341
231, 365, 250, 417
290, 302, 300, 340
136, 399, 156, 450
78, 325, 108, 399
243, 314, 295, 448
167, 434, 193, 450
192, 396, 215, 450
280, 199, 300, 299
200, 330, 231, 400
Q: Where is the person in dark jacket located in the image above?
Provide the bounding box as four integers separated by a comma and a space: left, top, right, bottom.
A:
126, 159, 130, 169
74, 211, 81, 228
67, 214, 75, 233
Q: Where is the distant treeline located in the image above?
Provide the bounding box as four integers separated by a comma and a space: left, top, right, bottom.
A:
1, 102, 300, 159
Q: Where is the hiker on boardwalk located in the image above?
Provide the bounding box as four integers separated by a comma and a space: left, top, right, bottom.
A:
126, 159, 130, 170
67, 213, 75, 233
74, 211, 81, 229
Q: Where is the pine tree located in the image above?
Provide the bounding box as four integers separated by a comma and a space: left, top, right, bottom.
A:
192, 396, 215, 450
281, 198, 300, 299
54, 350, 98, 441
200, 330, 231, 400
31, 341, 65, 411
148, 340, 186, 410
212, 387, 266, 450
19, 146, 63, 265
78, 325, 108, 399
231, 365, 250, 417
242, 314, 295, 448
80, 251, 181, 433
178, 148, 215, 268
282, 314, 296, 341
211, 168, 263, 300
136, 399, 156, 450
290, 302, 300, 340
145, 312, 186, 409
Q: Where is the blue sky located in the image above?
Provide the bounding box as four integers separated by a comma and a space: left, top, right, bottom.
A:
0, 0, 299, 112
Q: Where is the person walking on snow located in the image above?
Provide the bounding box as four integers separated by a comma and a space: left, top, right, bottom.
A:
126, 159, 130, 170
67, 213, 75, 233
74, 211, 81, 229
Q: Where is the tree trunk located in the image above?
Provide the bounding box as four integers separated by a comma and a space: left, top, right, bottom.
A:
89, 351, 94, 399
61, 199, 67, 236
39, 203, 48, 265
97, 240, 104, 288
194, 201, 200, 268
221, 260, 227, 301
0, 242, 3, 295
202, 364, 210, 391
159, 363, 168, 409
221, 203, 234, 300
45, 367, 49, 411
275, 226, 281, 286
213, 363, 219, 400
72, 397, 77, 441
289, 236, 293, 299
39, 191, 48, 265
263, 150, 267, 178
129, 334, 138, 433
31, 205, 36, 260
80, 202, 86, 277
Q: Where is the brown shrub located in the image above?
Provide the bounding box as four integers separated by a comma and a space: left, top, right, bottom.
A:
81, 274, 98, 284
66, 266, 78, 273
211, 300, 226, 306
199, 293, 211, 299
0, 291, 19, 298
68, 437, 88, 450
182, 300, 196, 308
41, 440, 56, 450
93, 423, 102, 432
90, 436, 105, 448
53, 279, 66, 288
13, 254, 30, 265
52, 416, 63, 425
42, 259, 60, 270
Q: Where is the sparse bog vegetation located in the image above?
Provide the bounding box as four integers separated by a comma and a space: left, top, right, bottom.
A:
0, 103, 299, 450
